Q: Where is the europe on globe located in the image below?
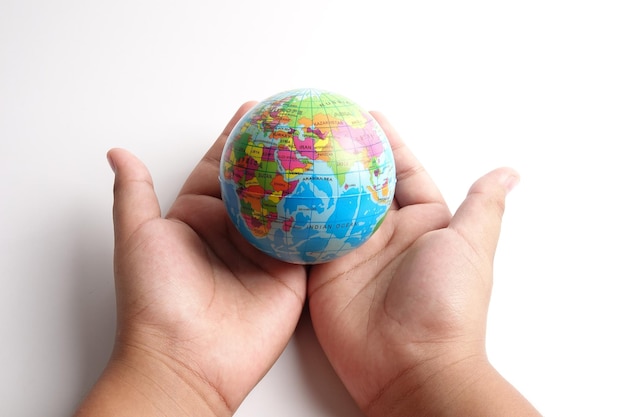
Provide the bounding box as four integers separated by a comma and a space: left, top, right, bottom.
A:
219, 88, 396, 264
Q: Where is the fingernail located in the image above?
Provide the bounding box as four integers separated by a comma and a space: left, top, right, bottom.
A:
503, 173, 520, 195
107, 153, 116, 174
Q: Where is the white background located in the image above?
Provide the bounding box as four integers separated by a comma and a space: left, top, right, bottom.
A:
1, 1, 625, 416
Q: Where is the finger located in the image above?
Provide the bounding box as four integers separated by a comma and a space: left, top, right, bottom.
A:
177, 101, 257, 199
107, 148, 161, 244
370, 111, 447, 208
449, 167, 520, 261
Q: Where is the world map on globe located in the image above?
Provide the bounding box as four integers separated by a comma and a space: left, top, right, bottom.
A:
219, 88, 396, 264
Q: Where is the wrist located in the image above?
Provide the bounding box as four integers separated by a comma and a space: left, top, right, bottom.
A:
74, 343, 231, 417
364, 353, 541, 417
361, 350, 483, 417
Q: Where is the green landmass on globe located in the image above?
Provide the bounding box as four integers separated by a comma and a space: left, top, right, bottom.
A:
219, 88, 396, 264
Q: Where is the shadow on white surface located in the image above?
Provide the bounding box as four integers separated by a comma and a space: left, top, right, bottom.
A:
68, 209, 116, 413
234, 304, 364, 417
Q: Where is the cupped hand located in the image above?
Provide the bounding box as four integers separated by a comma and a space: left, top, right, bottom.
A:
307, 112, 521, 416
78, 102, 307, 417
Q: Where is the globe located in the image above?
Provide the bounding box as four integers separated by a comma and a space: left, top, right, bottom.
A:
219, 88, 396, 264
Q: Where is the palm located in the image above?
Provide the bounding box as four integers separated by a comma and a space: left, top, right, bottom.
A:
308, 112, 494, 411
308, 197, 452, 408
110, 102, 307, 412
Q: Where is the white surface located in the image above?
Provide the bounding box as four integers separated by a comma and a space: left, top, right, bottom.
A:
1, 1, 625, 416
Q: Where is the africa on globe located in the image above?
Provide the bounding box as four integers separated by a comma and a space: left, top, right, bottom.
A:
219, 88, 396, 264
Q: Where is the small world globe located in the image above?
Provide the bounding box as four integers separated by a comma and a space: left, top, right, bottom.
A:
219, 88, 396, 264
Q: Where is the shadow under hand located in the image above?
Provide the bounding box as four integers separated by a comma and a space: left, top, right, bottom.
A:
293, 305, 364, 417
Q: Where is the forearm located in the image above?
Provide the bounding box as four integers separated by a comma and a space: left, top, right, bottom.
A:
73, 350, 230, 417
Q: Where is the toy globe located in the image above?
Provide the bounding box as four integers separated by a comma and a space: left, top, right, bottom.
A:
219, 88, 396, 264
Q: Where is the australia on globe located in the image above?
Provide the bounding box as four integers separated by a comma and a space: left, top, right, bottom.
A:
219, 88, 396, 264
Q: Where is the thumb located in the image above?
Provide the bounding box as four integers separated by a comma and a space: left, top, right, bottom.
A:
449, 167, 519, 261
107, 148, 161, 245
